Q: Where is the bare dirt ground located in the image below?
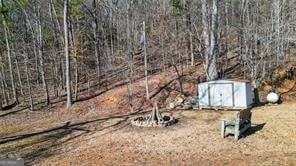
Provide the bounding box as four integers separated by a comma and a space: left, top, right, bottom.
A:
0, 71, 295, 165
38, 103, 296, 166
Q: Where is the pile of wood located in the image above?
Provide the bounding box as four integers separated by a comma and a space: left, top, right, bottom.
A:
166, 94, 196, 110
261, 66, 296, 101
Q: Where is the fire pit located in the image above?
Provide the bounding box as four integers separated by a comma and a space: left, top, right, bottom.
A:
131, 104, 176, 127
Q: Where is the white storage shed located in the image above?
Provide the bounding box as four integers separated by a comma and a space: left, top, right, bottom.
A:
198, 80, 254, 109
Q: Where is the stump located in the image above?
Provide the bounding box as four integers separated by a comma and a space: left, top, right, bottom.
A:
131, 103, 176, 127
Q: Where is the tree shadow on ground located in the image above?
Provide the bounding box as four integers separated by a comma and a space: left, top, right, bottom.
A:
2, 80, 128, 117
52, 69, 178, 106
149, 77, 179, 100
18, 130, 81, 165
74, 81, 127, 103
1, 102, 18, 111
0, 127, 84, 164
0, 109, 149, 164
0, 122, 88, 145
74, 71, 164, 104
0, 106, 28, 118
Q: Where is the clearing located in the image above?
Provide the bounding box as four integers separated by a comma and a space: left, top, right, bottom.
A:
0, 73, 295, 165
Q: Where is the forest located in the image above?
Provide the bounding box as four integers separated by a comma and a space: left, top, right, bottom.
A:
0, 0, 295, 165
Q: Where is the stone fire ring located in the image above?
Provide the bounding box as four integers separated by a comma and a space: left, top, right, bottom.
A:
131, 115, 176, 127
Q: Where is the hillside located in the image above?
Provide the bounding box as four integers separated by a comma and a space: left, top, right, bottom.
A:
0, 0, 296, 165
0, 70, 295, 165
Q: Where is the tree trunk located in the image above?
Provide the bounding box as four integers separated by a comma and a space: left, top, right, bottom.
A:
201, 0, 219, 81
69, 21, 79, 101
92, 0, 101, 79
64, 0, 72, 109
201, 0, 211, 80
239, 0, 247, 78
1, 0, 18, 104
51, 60, 59, 98
14, 52, 24, 95
142, 21, 149, 99
48, 1, 61, 98
185, 1, 194, 67
24, 53, 34, 111
21, 1, 39, 85
126, 0, 134, 111
50, 0, 65, 90
37, 11, 50, 106
273, 0, 284, 65
0, 70, 8, 105
208, 0, 219, 81
0, 73, 2, 110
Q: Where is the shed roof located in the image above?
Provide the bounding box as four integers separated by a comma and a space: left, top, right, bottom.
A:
199, 79, 251, 84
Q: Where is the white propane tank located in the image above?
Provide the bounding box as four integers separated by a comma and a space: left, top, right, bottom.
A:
267, 92, 280, 103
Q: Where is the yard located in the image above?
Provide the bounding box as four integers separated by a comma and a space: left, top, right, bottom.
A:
1, 0, 296, 165
0, 101, 295, 165
0, 72, 295, 165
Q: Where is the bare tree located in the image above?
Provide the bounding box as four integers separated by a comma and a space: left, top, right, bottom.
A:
142, 21, 149, 99
0, 0, 293, 111
24, 53, 34, 111
0, 0, 18, 104
209, 0, 219, 80
273, 0, 284, 65
37, 5, 50, 105
92, 0, 101, 79
201, 0, 219, 81
126, 0, 134, 111
64, 0, 72, 109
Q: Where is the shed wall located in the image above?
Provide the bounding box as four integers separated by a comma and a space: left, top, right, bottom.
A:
198, 83, 209, 107
198, 80, 253, 109
245, 82, 254, 106
233, 82, 247, 107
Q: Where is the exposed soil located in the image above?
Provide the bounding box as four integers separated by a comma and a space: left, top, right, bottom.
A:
0, 71, 295, 165
38, 103, 296, 166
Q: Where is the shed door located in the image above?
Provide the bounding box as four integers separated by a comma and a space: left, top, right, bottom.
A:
209, 83, 233, 107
